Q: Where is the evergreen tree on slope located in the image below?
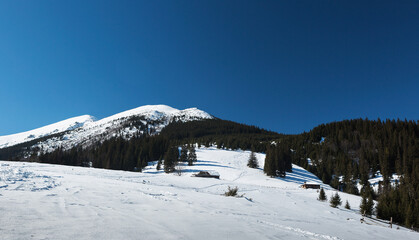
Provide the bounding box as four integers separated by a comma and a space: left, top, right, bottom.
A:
247, 151, 259, 168
187, 146, 197, 166
164, 146, 179, 173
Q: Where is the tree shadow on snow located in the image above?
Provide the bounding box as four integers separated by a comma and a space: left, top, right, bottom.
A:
192, 163, 233, 169
276, 167, 323, 185
197, 160, 219, 164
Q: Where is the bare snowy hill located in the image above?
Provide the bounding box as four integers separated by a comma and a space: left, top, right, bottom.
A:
0, 115, 95, 149
0, 147, 417, 240
0, 105, 213, 155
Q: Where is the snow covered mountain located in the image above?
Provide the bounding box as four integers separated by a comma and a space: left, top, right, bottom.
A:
0, 105, 213, 155
0, 115, 95, 149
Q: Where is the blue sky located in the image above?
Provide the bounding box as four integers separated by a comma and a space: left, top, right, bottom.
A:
0, 0, 418, 135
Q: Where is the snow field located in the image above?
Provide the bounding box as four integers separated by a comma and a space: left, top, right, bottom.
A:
0, 147, 417, 240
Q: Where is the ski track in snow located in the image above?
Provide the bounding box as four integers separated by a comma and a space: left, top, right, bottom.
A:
257, 220, 342, 240
0, 147, 418, 240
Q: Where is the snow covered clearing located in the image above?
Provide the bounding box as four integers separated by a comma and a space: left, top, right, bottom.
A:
0, 147, 417, 240
368, 172, 401, 190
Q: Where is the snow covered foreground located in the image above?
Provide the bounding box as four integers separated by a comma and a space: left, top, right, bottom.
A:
1, 148, 417, 240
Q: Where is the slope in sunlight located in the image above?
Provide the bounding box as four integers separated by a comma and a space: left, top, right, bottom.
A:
1, 147, 417, 240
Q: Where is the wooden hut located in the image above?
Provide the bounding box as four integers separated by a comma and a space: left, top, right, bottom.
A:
301, 181, 321, 189
193, 171, 220, 179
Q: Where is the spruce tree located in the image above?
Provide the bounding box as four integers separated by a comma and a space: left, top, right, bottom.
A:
330, 192, 342, 208
366, 196, 374, 216
247, 151, 259, 168
180, 146, 188, 162
187, 146, 197, 166
360, 194, 374, 216
264, 147, 277, 176
156, 159, 162, 171
164, 146, 178, 173
360, 194, 368, 215
318, 188, 327, 201
345, 200, 351, 209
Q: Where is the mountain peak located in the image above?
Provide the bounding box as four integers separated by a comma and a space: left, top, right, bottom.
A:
0, 105, 213, 153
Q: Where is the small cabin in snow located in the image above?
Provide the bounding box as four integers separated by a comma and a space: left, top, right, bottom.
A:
193, 171, 220, 179
301, 182, 321, 189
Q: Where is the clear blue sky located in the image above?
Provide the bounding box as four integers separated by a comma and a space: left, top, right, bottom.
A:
0, 0, 418, 135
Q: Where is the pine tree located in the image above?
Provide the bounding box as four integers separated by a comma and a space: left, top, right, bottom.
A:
136, 155, 143, 172
360, 194, 374, 216
164, 146, 178, 173
360, 194, 368, 215
180, 146, 188, 162
330, 192, 342, 208
318, 188, 327, 201
247, 151, 258, 168
366, 196, 374, 216
187, 146, 197, 166
345, 200, 351, 209
264, 146, 277, 176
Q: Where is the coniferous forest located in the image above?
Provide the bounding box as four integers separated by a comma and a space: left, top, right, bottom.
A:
276, 119, 419, 228
4, 118, 418, 228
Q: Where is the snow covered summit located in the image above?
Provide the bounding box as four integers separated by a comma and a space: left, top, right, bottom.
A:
0, 105, 213, 153
0, 115, 95, 149
86, 105, 212, 126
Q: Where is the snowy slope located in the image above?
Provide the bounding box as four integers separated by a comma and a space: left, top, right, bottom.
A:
0, 115, 95, 149
0, 105, 213, 153
1, 147, 417, 240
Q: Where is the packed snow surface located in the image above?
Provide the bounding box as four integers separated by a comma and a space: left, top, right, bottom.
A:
1, 147, 417, 240
0, 105, 213, 152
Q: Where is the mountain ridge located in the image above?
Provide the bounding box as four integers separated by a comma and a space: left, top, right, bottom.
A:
0, 115, 95, 149
0, 104, 213, 154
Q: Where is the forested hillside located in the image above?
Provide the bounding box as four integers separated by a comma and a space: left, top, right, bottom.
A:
266, 119, 418, 228
160, 119, 281, 152
38, 135, 169, 171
